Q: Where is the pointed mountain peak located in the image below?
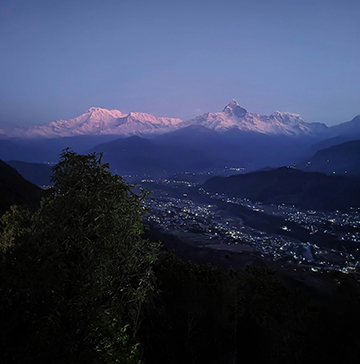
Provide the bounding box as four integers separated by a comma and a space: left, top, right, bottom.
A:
222, 99, 247, 118
86, 107, 105, 113
225, 99, 240, 109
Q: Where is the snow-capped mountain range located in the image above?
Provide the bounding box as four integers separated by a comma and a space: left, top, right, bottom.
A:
2, 107, 183, 138
0, 100, 343, 139
184, 100, 327, 136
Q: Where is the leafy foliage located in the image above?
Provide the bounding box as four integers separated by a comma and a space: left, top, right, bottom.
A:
0, 149, 158, 363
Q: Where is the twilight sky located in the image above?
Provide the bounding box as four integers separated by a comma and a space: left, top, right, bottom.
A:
0, 0, 359, 127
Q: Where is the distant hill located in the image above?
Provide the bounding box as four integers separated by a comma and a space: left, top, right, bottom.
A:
0, 139, 48, 162
0, 160, 42, 215
0, 135, 121, 164
90, 135, 219, 179
90, 128, 319, 180
297, 139, 360, 176
202, 167, 360, 211
305, 136, 355, 156
6, 161, 53, 187
328, 115, 360, 138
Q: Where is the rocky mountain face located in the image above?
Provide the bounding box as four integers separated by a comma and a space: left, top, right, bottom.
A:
1, 100, 333, 139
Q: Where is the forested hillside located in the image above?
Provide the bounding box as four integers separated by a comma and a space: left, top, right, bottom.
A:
1, 151, 360, 364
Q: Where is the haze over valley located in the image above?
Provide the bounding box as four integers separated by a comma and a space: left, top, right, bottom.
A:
1, 99, 360, 275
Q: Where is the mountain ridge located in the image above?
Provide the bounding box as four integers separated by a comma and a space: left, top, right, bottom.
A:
2, 106, 184, 139
202, 166, 360, 211
185, 100, 327, 136
297, 139, 360, 176
0, 100, 339, 139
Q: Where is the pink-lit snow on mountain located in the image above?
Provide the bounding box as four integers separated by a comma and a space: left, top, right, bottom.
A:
6, 107, 184, 138
3, 100, 327, 138
187, 100, 325, 136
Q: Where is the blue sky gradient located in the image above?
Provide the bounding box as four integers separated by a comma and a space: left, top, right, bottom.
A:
1, 0, 359, 126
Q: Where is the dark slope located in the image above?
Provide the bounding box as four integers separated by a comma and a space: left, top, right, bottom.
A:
6, 160, 53, 187
0, 160, 42, 215
203, 167, 360, 211
0, 135, 122, 164
90, 128, 319, 180
297, 139, 360, 176
90, 136, 173, 177
305, 136, 356, 156
156, 127, 317, 168
90, 134, 224, 178
328, 115, 360, 137
0, 139, 47, 162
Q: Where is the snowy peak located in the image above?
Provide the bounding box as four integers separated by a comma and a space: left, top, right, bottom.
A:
270, 111, 304, 125
125, 112, 183, 126
222, 99, 248, 118
226, 99, 239, 108
222, 99, 240, 113
186, 100, 324, 136
84, 107, 124, 120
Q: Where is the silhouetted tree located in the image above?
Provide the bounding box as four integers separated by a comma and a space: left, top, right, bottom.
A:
0, 149, 158, 363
